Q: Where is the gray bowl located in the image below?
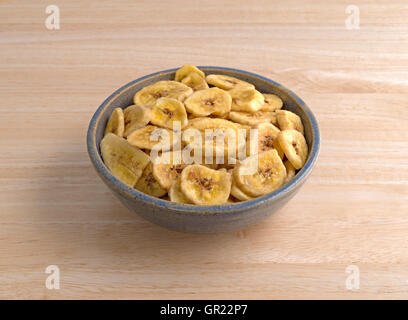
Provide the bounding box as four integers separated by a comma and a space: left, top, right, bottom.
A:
87, 67, 320, 233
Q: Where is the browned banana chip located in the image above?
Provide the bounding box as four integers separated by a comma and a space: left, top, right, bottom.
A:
276, 110, 304, 135
276, 130, 308, 170
104, 107, 125, 137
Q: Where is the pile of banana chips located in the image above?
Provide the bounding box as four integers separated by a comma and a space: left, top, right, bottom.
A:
101, 65, 308, 205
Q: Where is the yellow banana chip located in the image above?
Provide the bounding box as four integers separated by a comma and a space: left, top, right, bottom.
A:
184, 87, 231, 117
123, 104, 152, 137
206, 74, 254, 90
134, 80, 193, 108
228, 87, 264, 113
180, 164, 232, 205
276, 130, 308, 170
100, 133, 150, 187
134, 162, 167, 197
233, 149, 287, 197
276, 110, 304, 135
181, 72, 209, 91
151, 97, 188, 129
127, 125, 178, 151
175, 64, 205, 82
261, 94, 283, 112
104, 107, 125, 137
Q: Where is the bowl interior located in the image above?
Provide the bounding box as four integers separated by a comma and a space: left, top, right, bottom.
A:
88, 67, 320, 213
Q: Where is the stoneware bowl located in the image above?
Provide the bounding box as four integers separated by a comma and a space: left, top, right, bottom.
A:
87, 67, 320, 234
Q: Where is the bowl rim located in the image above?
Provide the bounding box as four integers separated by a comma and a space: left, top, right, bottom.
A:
87, 66, 320, 214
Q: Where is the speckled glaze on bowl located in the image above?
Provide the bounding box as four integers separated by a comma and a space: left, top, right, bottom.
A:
87, 67, 320, 234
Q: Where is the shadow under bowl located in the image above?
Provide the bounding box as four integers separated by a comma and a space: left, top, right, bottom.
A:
87, 67, 320, 234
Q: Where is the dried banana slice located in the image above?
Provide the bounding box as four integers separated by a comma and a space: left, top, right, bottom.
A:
276, 110, 304, 135
134, 162, 167, 197
183, 117, 246, 160
168, 177, 192, 204
104, 107, 125, 137
272, 139, 285, 160
206, 74, 254, 90
233, 149, 287, 197
246, 122, 280, 155
261, 94, 283, 112
180, 164, 232, 205
123, 104, 152, 137
151, 97, 188, 129
100, 133, 150, 187
228, 111, 277, 127
152, 151, 187, 190
276, 130, 308, 170
228, 87, 264, 113
127, 125, 177, 151
175, 64, 205, 82
184, 87, 231, 117
229, 170, 253, 201
284, 160, 296, 183
133, 80, 193, 108
181, 72, 209, 91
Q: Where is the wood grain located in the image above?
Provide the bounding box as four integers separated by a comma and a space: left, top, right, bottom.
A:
0, 0, 407, 299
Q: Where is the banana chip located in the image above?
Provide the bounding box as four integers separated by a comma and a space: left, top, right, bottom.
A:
104, 108, 125, 137
134, 80, 193, 108
100, 133, 150, 187
183, 117, 245, 159
233, 149, 287, 197
276, 110, 304, 135
206, 74, 254, 90
180, 164, 232, 205
184, 87, 231, 117
123, 104, 152, 137
151, 97, 188, 129
261, 94, 283, 112
229, 169, 253, 201
175, 64, 205, 82
134, 162, 167, 197
181, 72, 209, 91
228, 111, 277, 127
246, 122, 280, 155
284, 160, 296, 183
276, 130, 308, 170
152, 151, 187, 190
228, 87, 264, 113
127, 125, 177, 151
168, 177, 192, 204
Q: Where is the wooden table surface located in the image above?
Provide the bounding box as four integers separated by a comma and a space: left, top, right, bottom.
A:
1, 0, 407, 299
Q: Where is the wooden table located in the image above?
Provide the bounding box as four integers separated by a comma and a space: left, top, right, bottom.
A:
1, 0, 407, 299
